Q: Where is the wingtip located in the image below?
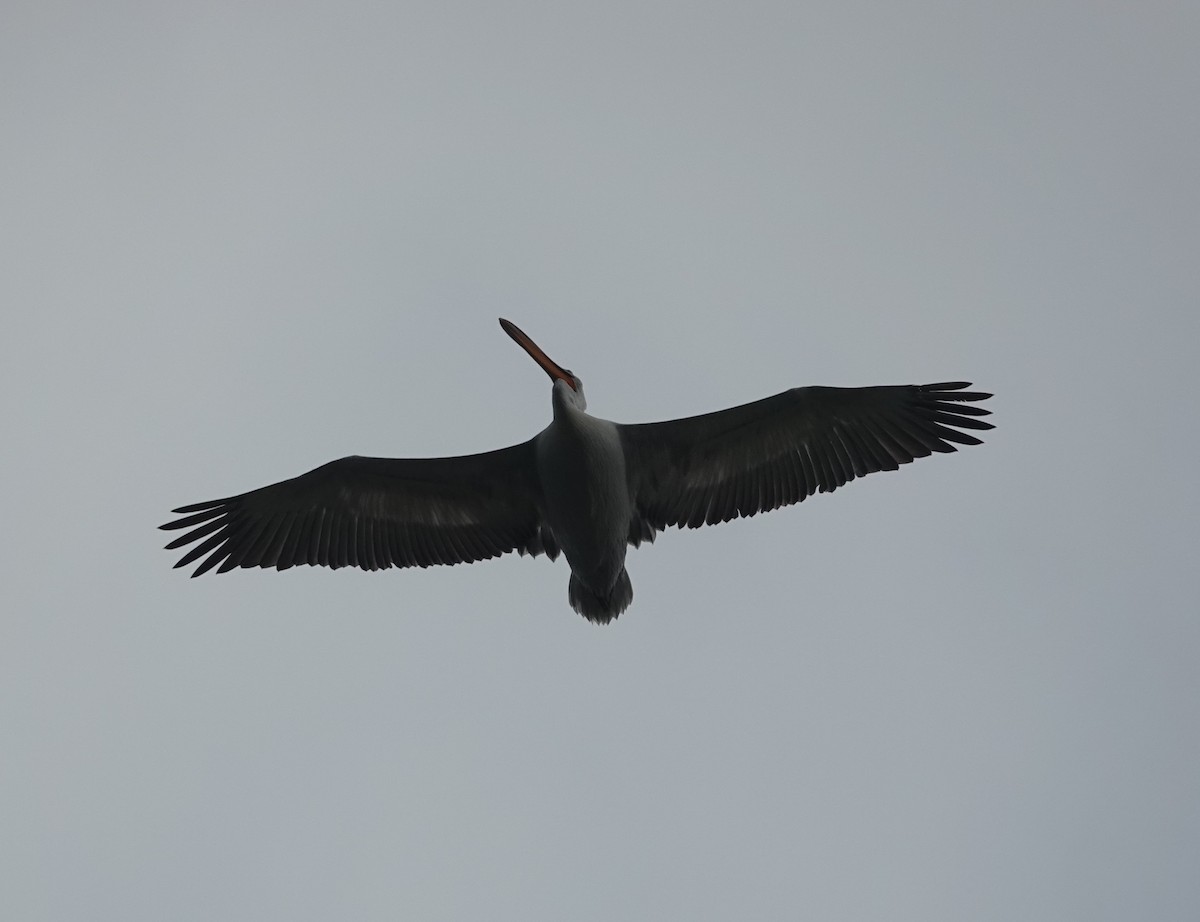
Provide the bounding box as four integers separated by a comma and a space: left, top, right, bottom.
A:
170, 499, 227, 514
923, 382, 993, 405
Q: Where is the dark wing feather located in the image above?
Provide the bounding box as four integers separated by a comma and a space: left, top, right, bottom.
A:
619, 382, 992, 533
160, 442, 550, 576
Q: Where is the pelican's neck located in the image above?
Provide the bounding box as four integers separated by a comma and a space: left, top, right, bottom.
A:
551, 378, 586, 421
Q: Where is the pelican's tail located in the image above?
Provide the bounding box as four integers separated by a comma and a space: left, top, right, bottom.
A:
569, 568, 633, 625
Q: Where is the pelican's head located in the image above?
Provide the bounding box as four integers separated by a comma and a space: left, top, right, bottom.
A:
499, 318, 587, 412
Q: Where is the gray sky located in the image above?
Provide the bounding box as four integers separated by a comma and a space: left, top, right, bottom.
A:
3, 2, 1198, 919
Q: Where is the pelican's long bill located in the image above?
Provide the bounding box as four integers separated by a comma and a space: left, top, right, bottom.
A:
499, 317, 575, 390
161, 319, 994, 624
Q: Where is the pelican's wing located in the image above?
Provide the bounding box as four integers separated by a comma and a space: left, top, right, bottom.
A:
619, 382, 992, 534
160, 442, 551, 576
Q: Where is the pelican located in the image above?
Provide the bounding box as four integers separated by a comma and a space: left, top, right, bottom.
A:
161, 319, 993, 623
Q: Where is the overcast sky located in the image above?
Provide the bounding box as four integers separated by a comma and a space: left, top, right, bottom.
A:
3, 2, 1198, 920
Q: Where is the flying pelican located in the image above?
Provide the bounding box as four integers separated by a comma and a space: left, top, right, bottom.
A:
161, 319, 992, 623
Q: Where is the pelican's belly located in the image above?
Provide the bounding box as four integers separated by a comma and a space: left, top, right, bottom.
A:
536, 414, 630, 589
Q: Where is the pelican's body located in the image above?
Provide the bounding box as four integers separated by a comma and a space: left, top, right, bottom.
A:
537, 378, 633, 620
162, 319, 993, 623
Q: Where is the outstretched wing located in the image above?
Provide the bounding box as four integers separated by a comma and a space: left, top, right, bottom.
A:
619, 382, 992, 533
160, 443, 551, 576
